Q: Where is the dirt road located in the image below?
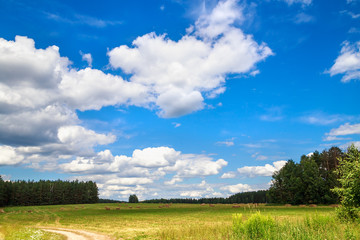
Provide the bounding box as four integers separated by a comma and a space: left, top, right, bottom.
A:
41, 227, 112, 240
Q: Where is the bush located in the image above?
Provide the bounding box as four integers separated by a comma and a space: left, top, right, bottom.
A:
233, 212, 276, 239
333, 144, 360, 221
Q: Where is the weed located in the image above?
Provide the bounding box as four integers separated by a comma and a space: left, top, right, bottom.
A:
233, 212, 276, 239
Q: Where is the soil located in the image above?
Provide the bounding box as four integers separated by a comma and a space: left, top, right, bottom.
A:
41, 227, 113, 240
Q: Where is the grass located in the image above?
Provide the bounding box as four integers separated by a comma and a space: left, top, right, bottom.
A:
0, 203, 359, 239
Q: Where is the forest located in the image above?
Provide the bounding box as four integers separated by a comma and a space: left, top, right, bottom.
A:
268, 146, 343, 204
0, 179, 98, 207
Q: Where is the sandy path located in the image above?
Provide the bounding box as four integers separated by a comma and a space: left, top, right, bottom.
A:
41, 227, 112, 240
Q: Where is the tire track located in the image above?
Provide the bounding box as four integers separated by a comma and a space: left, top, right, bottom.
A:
41, 227, 112, 240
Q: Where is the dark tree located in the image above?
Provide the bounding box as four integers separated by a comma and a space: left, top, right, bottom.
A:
129, 194, 139, 203
268, 147, 344, 205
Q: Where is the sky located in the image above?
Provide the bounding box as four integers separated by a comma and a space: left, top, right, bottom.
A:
0, 0, 359, 201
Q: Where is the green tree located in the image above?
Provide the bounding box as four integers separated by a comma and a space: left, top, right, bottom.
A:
129, 194, 139, 203
333, 144, 360, 221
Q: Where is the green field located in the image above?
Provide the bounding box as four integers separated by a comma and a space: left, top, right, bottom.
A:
0, 203, 359, 239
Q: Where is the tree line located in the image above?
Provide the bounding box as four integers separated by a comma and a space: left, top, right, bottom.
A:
0, 179, 98, 207
142, 190, 268, 204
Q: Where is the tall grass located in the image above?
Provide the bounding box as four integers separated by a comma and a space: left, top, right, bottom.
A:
1, 227, 64, 240
232, 212, 360, 240
233, 212, 275, 239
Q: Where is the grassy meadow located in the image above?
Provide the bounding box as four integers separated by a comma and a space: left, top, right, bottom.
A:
0, 203, 359, 240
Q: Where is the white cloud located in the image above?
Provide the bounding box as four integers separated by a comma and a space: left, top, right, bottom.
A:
172, 122, 181, 128
0, 36, 136, 152
180, 191, 204, 198
164, 154, 228, 178
164, 177, 183, 185
327, 123, 360, 136
106, 177, 153, 186
0, 0, 274, 200
323, 136, 351, 141
220, 183, 252, 193
59, 68, 150, 111
58, 125, 116, 148
328, 41, 360, 82
108, 0, 272, 117
0, 36, 68, 90
306, 152, 314, 157
0, 104, 78, 146
58, 146, 229, 200
220, 172, 236, 179
237, 160, 287, 177
0, 0, 272, 169
131, 147, 180, 168
80, 51, 92, 67
0, 145, 24, 166
59, 147, 227, 181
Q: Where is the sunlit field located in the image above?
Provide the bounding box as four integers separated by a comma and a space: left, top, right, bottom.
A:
0, 203, 359, 240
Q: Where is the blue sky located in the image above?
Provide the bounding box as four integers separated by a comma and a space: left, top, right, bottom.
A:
0, 0, 359, 200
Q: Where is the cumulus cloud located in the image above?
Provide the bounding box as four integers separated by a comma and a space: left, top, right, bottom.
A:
328, 41, 360, 82
237, 160, 287, 177
164, 177, 183, 185
59, 147, 226, 179
0, 0, 271, 169
221, 183, 252, 193
0, 146, 24, 166
164, 154, 228, 178
59, 68, 149, 111
131, 147, 180, 168
0, 36, 140, 155
0, 0, 273, 200
62, 147, 229, 199
58, 125, 116, 149
108, 0, 272, 117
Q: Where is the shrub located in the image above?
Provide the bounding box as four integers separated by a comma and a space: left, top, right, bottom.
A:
233, 212, 276, 239
333, 144, 360, 221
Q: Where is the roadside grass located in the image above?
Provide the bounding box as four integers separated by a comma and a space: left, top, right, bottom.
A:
231, 211, 360, 240
0, 203, 358, 239
0, 226, 64, 240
